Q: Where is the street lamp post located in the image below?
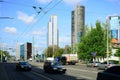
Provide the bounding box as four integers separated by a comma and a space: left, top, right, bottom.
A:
0, 17, 14, 19
32, 36, 34, 63
106, 19, 109, 65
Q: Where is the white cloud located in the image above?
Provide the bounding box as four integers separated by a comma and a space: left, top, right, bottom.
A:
31, 27, 47, 35
37, 0, 52, 4
17, 11, 36, 24
4, 27, 17, 33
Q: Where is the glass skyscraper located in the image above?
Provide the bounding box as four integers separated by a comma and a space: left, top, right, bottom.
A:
108, 16, 120, 43
48, 15, 58, 47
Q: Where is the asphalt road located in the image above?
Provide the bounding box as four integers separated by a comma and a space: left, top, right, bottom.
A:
0, 62, 99, 80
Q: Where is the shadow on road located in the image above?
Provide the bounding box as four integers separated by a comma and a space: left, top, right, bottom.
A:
0, 62, 90, 80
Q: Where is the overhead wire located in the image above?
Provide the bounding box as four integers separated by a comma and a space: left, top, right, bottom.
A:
2, 0, 33, 7
0, 0, 55, 44
14, 0, 63, 43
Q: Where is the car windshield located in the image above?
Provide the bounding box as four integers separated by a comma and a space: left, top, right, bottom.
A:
19, 62, 29, 65
51, 62, 62, 66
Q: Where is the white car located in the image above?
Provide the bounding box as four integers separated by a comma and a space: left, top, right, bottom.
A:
98, 61, 117, 70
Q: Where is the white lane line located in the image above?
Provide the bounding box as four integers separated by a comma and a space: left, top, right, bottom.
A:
31, 71, 53, 80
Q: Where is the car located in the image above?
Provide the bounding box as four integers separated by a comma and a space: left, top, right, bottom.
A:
43, 60, 67, 73
98, 61, 117, 70
97, 66, 120, 80
87, 61, 100, 67
16, 61, 32, 71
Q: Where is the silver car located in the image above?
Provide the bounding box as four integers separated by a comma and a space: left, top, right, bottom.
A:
98, 61, 117, 70
87, 61, 100, 67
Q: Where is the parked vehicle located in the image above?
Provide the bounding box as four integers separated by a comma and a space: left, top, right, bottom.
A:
98, 61, 117, 70
16, 61, 32, 71
43, 60, 66, 73
61, 54, 78, 65
97, 66, 120, 80
87, 61, 100, 67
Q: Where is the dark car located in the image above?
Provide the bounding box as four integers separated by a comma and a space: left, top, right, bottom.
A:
97, 66, 120, 80
43, 61, 66, 73
16, 61, 32, 71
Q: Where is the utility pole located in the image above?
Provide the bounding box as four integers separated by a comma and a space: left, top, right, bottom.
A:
106, 18, 109, 65
32, 36, 34, 63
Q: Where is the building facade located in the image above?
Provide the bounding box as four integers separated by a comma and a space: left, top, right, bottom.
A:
19, 42, 32, 61
48, 15, 58, 47
107, 16, 120, 46
107, 16, 120, 61
109, 16, 120, 41
16, 44, 20, 60
71, 5, 85, 49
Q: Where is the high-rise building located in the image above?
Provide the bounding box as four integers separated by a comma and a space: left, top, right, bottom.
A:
107, 16, 120, 43
71, 5, 85, 48
48, 15, 58, 47
106, 16, 120, 60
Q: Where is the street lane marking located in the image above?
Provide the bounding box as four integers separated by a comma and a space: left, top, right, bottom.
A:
31, 71, 53, 80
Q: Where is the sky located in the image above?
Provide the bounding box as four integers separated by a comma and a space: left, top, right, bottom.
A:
0, 0, 120, 55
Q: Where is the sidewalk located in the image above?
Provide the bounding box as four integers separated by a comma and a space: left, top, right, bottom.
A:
0, 62, 9, 80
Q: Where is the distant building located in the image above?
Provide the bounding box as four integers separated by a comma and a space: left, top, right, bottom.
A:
20, 44, 25, 60
19, 42, 32, 61
48, 15, 59, 47
106, 16, 120, 61
107, 16, 120, 42
71, 5, 85, 49
16, 44, 20, 60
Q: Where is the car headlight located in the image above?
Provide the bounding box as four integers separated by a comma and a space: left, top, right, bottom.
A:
62, 67, 66, 69
53, 68, 57, 70
29, 65, 31, 68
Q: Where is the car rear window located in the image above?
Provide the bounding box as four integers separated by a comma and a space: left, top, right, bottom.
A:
105, 66, 120, 75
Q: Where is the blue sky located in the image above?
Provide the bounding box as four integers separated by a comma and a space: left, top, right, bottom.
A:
0, 0, 120, 55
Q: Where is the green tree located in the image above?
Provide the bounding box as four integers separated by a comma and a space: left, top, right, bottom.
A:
0, 50, 10, 61
114, 47, 120, 63
78, 21, 108, 62
64, 45, 71, 54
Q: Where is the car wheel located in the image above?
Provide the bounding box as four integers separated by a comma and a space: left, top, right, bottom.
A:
44, 69, 47, 73
29, 68, 31, 71
105, 66, 107, 70
62, 71, 66, 74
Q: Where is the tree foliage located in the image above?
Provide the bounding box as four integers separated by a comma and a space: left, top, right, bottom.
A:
44, 45, 71, 58
78, 21, 108, 61
0, 50, 10, 61
115, 47, 120, 63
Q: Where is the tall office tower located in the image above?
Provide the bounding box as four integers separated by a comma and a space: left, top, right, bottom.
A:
71, 5, 85, 49
48, 15, 58, 47
107, 16, 120, 43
